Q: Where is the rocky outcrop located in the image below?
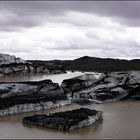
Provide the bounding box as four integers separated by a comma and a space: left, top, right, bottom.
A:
1, 70, 140, 117
0, 53, 26, 65
0, 53, 30, 75
0, 80, 70, 116
0, 53, 66, 76
22, 108, 103, 131
61, 71, 140, 102
28, 60, 66, 74
32, 64, 66, 74
61, 74, 97, 99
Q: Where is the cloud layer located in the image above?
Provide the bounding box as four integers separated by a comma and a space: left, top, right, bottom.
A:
0, 1, 140, 60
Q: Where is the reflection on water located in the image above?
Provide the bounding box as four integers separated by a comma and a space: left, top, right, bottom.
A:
0, 71, 85, 85
0, 71, 100, 85
0, 101, 140, 139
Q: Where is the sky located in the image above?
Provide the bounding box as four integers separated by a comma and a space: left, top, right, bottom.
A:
0, 1, 140, 60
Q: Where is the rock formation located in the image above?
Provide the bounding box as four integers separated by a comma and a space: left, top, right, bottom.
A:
0, 53, 66, 76
0, 63, 140, 117
61, 71, 140, 102
22, 108, 103, 131
0, 80, 71, 116
0, 53, 26, 65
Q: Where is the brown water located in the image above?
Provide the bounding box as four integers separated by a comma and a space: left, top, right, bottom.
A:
0, 101, 140, 139
0, 72, 139, 139
0, 71, 100, 85
0, 71, 85, 85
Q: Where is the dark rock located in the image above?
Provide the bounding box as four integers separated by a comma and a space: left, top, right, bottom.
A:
0, 53, 66, 76
22, 108, 103, 131
61, 74, 97, 99
29, 56, 140, 72
0, 80, 69, 116
61, 71, 140, 102
27, 60, 66, 74
72, 98, 94, 105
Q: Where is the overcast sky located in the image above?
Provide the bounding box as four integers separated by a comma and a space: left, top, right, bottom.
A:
0, 1, 140, 60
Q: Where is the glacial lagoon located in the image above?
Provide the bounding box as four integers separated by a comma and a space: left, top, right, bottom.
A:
0, 71, 87, 85
0, 72, 140, 139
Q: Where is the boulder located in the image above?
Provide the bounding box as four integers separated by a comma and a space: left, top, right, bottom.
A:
61, 74, 97, 99
61, 71, 140, 102
0, 80, 68, 116
22, 108, 103, 131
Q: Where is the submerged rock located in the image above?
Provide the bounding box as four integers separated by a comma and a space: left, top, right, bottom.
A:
0, 80, 68, 116
22, 108, 103, 131
61, 71, 140, 102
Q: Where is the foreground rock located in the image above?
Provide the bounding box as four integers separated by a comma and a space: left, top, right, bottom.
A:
0, 80, 71, 116
22, 108, 103, 131
0, 53, 66, 76
61, 71, 140, 102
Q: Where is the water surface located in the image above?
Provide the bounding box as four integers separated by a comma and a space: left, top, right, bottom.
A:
0, 71, 99, 85
0, 101, 140, 139
0, 72, 139, 139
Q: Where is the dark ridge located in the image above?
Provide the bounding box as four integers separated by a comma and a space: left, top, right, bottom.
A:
28, 56, 140, 72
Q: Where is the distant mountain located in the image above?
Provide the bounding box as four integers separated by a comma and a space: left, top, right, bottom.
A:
28, 56, 140, 72
69, 56, 140, 72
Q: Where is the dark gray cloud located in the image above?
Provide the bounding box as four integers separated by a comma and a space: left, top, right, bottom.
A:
1, 1, 139, 17
0, 1, 140, 30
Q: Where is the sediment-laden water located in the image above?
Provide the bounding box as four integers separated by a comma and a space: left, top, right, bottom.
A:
0, 101, 140, 139
0, 71, 85, 84
0, 72, 139, 139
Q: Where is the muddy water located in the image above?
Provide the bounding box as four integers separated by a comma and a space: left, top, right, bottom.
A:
0, 71, 86, 85
0, 71, 101, 85
0, 72, 139, 139
0, 101, 140, 139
